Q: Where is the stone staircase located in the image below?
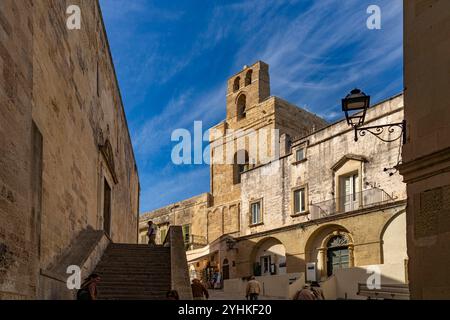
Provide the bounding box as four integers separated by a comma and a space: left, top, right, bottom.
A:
93, 243, 171, 300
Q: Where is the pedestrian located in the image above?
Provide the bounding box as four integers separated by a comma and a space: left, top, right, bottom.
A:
77, 273, 101, 300
245, 276, 261, 300
191, 279, 209, 300
310, 281, 325, 300
166, 290, 180, 300
293, 284, 316, 300
147, 220, 157, 246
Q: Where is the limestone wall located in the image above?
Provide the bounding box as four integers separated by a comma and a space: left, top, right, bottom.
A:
240, 94, 406, 236
139, 193, 210, 244
0, 0, 139, 299
400, 0, 450, 300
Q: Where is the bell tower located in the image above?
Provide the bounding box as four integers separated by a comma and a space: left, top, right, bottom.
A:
225, 61, 270, 124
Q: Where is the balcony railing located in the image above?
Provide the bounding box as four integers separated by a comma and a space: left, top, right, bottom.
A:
184, 235, 208, 251
309, 188, 394, 220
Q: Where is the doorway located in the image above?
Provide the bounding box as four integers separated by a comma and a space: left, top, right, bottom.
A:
222, 259, 230, 280
326, 235, 349, 276
103, 179, 112, 236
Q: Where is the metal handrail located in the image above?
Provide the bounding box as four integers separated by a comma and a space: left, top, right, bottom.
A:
309, 188, 395, 220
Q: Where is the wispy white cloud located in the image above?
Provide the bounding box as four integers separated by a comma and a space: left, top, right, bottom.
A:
140, 165, 210, 212
101, 0, 403, 212
131, 83, 225, 160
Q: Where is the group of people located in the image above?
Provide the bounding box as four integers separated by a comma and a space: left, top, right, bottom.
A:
76, 273, 324, 300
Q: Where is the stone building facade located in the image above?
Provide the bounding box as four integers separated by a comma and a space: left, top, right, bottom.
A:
140, 62, 408, 299
399, 0, 450, 299
0, 1, 140, 299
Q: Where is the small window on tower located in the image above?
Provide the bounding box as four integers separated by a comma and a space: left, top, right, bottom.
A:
233, 150, 249, 184
233, 77, 240, 92
237, 94, 247, 120
245, 69, 253, 86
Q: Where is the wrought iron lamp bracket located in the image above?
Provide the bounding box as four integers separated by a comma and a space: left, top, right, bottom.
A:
353, 120, 406, 144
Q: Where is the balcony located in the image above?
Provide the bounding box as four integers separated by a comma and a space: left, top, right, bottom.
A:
184, 235, 208, 251
309, 188, 395, 220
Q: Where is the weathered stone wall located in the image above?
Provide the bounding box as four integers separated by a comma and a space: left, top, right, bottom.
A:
240, 94, 406, 236
203, 61, 328, 242
0, 0, 139, 299
0, 0, 36, 300
400, 0, 450, 299
139, 193, 209, 244
231, 205, 406, 279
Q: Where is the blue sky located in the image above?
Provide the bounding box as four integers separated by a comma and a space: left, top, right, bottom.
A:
99, 0, 403, 213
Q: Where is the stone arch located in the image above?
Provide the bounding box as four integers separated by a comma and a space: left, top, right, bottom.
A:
250, 237, 287, 276
233, 77, 240, 92
236, 93, 247, 120
245, 69, 253, 86
379, 209, 407, 264
304, 224, 354, 280
233, 149, 249, 184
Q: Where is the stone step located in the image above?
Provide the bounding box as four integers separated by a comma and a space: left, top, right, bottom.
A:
98, 257, 170, 262
94, 269, 170, 274
98, 294, 167, 300
103, 251, 170, 256
94, 268, 170, 273
93, 242, 173, 300
105, 248, 169, 251
101, 274, 170, 283
99, 286, 170, 291
99, 279, 170, 286
95, 263, 170, 268
98, 288, 169, 294
107, 245, 168, 250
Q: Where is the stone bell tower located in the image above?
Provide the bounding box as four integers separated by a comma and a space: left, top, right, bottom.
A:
225, 61, 270, 127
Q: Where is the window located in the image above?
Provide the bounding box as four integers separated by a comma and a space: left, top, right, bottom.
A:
233, 77, 240, 92
293, 188, 306, 214
250, 200, 262, 225
103, 179, 112, 236
260, 255, 271, 275
182, 224, 191, 244
295, 148, 305, 162
233, 150, 249, 184
245, 69, 253, 86
339, 173, 360, 212
237, 94, 246, 120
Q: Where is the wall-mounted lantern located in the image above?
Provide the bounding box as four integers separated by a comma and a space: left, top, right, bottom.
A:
342, 88, 406, 144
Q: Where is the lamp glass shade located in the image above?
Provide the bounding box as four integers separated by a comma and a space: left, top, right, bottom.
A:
342, 89, 370, 127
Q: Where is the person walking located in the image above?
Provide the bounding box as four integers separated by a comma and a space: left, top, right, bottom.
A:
77, 273, 101, 300
147, 220, 157, 246
245, 276, 261, 300
191, 279, 209, 300
293, 284, 316, 300
310, 281, 325, 300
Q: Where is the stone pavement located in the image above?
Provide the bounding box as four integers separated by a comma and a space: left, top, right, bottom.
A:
208, 289, 287, 300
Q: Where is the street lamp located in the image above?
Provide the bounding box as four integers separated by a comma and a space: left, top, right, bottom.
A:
342, 88, 406, 144
342, 88, 370, 127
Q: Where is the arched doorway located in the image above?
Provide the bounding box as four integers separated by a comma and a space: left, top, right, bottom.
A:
326, 235, 349, 276
251, 237, 287, 276
304, 225, 354, 280
222, 259, 230, 280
